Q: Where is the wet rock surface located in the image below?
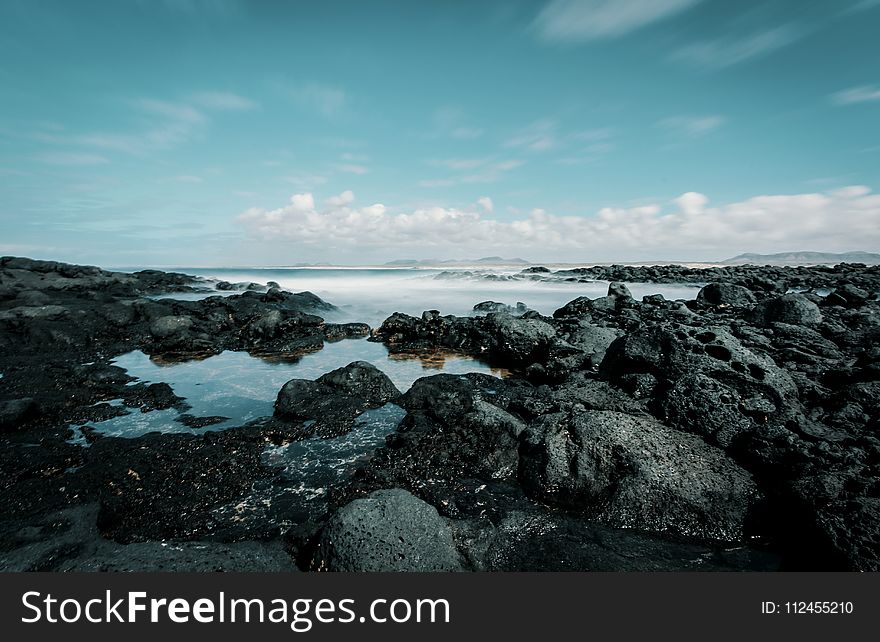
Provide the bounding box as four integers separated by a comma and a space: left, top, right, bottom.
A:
2, 256, 879, 571
274, 361, 401, 435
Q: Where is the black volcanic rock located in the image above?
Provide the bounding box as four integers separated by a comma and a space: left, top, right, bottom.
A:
313, 489, 462, 572
3, 256, 880, 571
751, 293, 823, 326
274, 361, 400, 435
697, 282, 757, 307
519, 410, 757, 542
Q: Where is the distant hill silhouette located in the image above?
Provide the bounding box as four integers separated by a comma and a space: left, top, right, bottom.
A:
722, 251, 880, 265
384, 256, 529, 266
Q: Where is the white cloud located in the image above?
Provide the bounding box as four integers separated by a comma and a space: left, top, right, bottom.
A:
674, 191, 708, 215
477, 196, 494, 213
36, 152, 110, 166
287, 83, 347, 117
326, 190, 355, 206
671, 25, 803, 70
190, 91, 258, 110
288, 193, 315, 211
658, 115, 726, 138
237, 186, 880, 259
831, 85, 880, 105
534, 0, 702, 42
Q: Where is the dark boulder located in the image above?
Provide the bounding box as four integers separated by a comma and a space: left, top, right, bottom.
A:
751, 293, 822, 326
0, 397, 37, 431
607, 282, 632, 298
824, 284, 870, 308
697, 282, 757, 307
519, 410, 757, 541
313, 489, 462, 571
316, 360, 400, 403
275, 361, 400, 435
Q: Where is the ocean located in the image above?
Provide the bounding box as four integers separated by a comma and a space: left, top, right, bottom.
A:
153, 266, 704, 327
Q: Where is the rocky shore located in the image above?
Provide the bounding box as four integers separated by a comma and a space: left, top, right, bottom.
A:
1, 256, 878, 571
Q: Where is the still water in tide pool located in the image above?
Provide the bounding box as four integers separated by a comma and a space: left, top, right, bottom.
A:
71, 337, 506, 442
68, 338, 506, 530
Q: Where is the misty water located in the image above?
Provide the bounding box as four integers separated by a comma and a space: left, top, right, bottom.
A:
157, 266, 704, 326
72, 268, 702, 523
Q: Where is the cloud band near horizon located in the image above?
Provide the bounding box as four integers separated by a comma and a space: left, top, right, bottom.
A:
236, 186, 880, 262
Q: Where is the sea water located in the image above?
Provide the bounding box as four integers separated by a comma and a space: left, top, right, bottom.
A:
148, 266, 704, 327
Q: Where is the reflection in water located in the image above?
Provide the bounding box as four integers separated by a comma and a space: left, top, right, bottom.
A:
387, 348, 510, 377
70, 337, 504, 441
69, 339, 504, 530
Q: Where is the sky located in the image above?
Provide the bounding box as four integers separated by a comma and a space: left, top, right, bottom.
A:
1, 0, 879, 266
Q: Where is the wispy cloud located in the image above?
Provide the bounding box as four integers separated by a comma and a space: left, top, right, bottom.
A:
132, 98, 206, 124
420, 157, 524, 188
281, 172, 329, 189
429, 157, 493, 171
844, 0, 880, 14
430, 107, 485, 140
554, 142, 616, 165
334, 163, 369, 175
505, 119, 558, 151
533, 0, 702, 43
189, 91, 258, 110
237, 186, 880, 258
418, 179, 456, 188
658, 115, 726, 138
831, 84, 880, 105
139, 0, 242, 16
671, 25, 803, 70
24, 92, 249, 160
477, 196, 494, 213
35, 152, 110, 166
286, 83, 347, 117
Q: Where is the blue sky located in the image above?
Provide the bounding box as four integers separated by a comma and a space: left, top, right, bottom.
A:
1, 0, 879, 265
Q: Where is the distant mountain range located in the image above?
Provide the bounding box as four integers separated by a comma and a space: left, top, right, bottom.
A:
722, 251, 880, 265
384, 256, 529, 266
